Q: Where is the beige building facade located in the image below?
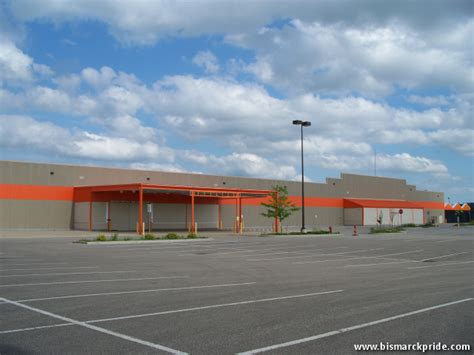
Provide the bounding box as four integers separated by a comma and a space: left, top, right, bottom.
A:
0, 160, 445, 231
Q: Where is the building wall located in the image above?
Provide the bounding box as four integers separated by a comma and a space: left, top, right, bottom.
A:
362, 208, 423, 226
343, 208, 362, 225
0, 160, 445, 230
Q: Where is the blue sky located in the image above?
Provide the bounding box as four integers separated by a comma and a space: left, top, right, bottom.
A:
0, 0, 473, 202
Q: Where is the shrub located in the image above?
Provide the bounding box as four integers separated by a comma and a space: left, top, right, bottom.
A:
96, 234, 107, 241
110, 233, 119, 241
420, 223, 435, 228
307, 230, 339, 235
144, 233, 156, 240
187, 232, 197, 239
401, 223, 417, 228
369, 226, 404, 234
164, 232, 180, 239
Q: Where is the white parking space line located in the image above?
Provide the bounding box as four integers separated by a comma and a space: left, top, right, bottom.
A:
0, 276, 189, 288
0, 266, 97, 272
0, 262, 70, 267
229, 251, 310, 258
179, 246, 348, 258
0, 297, 187, 354
1, 260, 45, 264
0, 323, 73, 334
237, 298, 473, 354
235, 246, 349, 257
345, 260, 418, 268
435, 239, 465, 243
0, 270, 137, 278
294, 250, 424, 265
87, 290, 344, 324
408, 260, 474, 269
247, 248, 384, 261
418, 252, 469, 262
18, 282, 257, 302
249, 248, 384, 262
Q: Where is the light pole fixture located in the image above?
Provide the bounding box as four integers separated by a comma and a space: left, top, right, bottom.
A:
292, 119, 311, 233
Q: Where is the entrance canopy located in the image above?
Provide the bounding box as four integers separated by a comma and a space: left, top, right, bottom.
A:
74, 183, 275, 234
344, 199, 423, 209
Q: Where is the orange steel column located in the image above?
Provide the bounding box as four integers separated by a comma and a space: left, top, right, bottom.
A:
89, 193, 93, 231
275, 191, 279, 233
107, 201, 111, 231
217, 200, 221, 229
138, 186, 143, 235
235, 197, 239, 233
191, 192, 195, 232
239, 195, 242, 233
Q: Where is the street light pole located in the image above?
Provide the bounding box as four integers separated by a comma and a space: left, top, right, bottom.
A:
293, 120, 311, 233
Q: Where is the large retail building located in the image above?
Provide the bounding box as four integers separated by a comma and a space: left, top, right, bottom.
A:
0, 160, 445, 233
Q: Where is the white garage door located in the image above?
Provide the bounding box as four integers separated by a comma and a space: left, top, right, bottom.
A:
363, 208, 423, 225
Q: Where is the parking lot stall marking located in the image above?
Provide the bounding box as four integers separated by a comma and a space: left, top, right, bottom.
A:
435, 239, 465, 243
225, 251, 310, 258
0, 275, 189, 288
0, 262, 70, 267
408, 260, 474, 269
0, 297, 187, 354
248, 248, 385, 262
231, 246, 349, 258
86, 290, 344, 324
0, 270, 138, 278
17, 282, 257, 302
0, 290, 344, 335
237, 298, 474, 354
344, 260, 418, 268
418, 252, 469, 262
0, 266, 97, 272
294, 249, 424, 265
0, 323, 73, 334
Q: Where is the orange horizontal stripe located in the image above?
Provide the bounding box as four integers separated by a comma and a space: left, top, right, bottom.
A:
416, 201, 445, 209
0, 184, 446, 210
220, 197, 345, 207
0, 184, 74, 201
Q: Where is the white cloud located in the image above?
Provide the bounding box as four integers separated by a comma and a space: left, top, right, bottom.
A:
0, 115, 170, 162
192, 51, 219, 74
229, 19, 473, 96
129, 162, 186, 173
73, 132, 161, 161
407, 95, 451, 106
376, 153, 448, 173
6, 0, 471, 45
0, 115, 71, 153
53, 73, 81, 92
183, 151, 297, 180
0, 38, 52, 85
81, 66, 117, 89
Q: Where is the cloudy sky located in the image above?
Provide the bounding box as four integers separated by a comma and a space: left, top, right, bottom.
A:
0, 0, 473, 202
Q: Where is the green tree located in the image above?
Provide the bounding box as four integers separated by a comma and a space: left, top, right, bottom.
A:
261, 185, 299, 232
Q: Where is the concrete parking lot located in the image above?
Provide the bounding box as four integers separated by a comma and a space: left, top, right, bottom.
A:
1, 226, 473, 354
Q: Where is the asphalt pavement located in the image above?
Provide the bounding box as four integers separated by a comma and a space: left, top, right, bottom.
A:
0, 225, 473, 354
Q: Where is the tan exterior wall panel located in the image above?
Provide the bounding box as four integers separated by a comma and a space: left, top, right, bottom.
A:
344, 208, 362, 226
0, 199, 72, 229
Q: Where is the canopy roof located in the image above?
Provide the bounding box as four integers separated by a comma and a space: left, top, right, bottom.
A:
344, 199, 423, 209
444, 203, 471, 211
74, 183, 273, 201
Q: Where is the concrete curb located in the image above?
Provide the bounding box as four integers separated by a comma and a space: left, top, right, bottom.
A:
265, 233, 342, 238
83, 238, 214, 245
365, 231, 408, 236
